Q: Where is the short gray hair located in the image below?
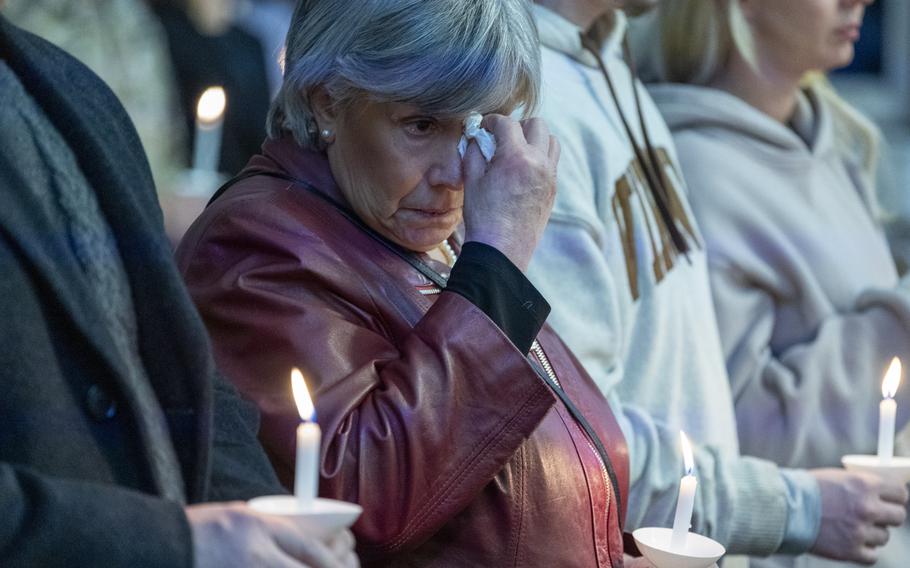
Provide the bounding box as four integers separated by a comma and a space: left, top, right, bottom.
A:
267, 0, 541, 148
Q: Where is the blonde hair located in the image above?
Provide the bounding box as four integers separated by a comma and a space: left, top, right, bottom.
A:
630, 0, 880, 182
268, 0, 541, 149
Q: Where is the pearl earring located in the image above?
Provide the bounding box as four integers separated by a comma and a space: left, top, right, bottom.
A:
320, 129, 332, 139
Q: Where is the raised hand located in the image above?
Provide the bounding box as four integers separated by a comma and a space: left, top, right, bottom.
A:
461, 114, 560, 272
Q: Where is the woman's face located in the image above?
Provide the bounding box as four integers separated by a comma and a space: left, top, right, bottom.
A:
744, 0, 874, 75
324, 100, 466, 253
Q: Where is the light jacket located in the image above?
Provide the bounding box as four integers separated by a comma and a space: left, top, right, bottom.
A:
176, 135, 631, 567
652, 81, 910, 568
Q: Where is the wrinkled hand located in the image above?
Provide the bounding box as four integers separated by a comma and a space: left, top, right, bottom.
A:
810, 469, 908, 565
462, 114, 560, 272
186, 502, 359, 568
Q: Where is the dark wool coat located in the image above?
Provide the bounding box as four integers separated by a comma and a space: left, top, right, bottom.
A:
0, 16, 283, 567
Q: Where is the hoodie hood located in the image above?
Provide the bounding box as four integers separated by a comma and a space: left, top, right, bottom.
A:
533, 4, 626, 69
649, 83, 836, 161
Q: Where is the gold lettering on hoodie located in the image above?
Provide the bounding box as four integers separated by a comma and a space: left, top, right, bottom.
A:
612, 148, 698, 300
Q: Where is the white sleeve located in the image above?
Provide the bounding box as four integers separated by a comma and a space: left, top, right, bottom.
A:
709, 256, 910, 468
529, 217, 794, 555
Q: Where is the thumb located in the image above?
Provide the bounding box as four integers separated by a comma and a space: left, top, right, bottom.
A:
462, 140, 487, 188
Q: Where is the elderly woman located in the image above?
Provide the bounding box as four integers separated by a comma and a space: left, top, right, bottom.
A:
176, 0, 629, 565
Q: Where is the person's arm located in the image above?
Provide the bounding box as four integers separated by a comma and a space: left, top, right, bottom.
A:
670, 128, 910, 468
206, 373, 287, 502
0, 458, 357, 568
0, 464, 192, 567
708, 257, 910, 468
178, 207, 556, 562
528, 214, 910, 563
526, 215, 794, 555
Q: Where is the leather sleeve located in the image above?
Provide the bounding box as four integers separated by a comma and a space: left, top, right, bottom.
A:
177, 202, 557, 560
0, 464, 191, 568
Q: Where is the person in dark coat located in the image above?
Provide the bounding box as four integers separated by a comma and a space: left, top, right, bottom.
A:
0, 14, 356, 568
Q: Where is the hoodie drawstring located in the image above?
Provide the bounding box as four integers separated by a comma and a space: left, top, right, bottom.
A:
580, 32, 691, 259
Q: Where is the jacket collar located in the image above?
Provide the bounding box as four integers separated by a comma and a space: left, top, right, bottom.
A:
254, 136, 343, 199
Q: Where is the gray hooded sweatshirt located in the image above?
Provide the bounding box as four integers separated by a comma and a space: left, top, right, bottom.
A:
651, 82, 910, 567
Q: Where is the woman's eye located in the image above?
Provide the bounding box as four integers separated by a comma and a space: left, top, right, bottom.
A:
404, 119, 437, 136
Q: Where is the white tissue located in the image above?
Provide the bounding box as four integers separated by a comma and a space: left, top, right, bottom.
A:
457, 112, 496, 162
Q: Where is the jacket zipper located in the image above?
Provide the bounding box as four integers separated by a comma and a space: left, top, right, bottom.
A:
418, 287, 443, 295
531, 340, 612, 534
424, 285, 613, 534
531, 339, 560, 388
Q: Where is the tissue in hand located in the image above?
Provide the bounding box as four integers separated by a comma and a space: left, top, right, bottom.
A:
457, 112, 496, 162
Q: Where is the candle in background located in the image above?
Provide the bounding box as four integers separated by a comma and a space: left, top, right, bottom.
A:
291, 368, 321, 506
670, 431, 697, 551
877, 357, 902, 462
192, 86, 226, 173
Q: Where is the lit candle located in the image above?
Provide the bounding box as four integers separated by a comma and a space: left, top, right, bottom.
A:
192, 86, 226, 173
877, 357, 902, 462
671, 431, 697, 551
291, 368, 321, 506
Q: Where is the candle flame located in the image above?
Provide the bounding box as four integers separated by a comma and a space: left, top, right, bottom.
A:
680, 431, 695, 476
196, 86, 226, 124
882, 357, 902, 399
291, 368, 316, 421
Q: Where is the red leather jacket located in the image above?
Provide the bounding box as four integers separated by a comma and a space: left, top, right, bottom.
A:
176, 137, 630, 566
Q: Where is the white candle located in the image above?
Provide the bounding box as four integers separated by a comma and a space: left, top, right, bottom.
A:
671, 431, 697, 551
192, 86, 226, 173
877, 358, 902, 462
291, 368, 320, 506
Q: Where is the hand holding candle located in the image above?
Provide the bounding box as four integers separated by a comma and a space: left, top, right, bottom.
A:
671, 431, 697, 551
291, 368, 321, 506
877, 358, 902, 462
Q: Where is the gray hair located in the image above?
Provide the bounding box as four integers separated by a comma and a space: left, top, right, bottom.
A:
267, 0, 541, 148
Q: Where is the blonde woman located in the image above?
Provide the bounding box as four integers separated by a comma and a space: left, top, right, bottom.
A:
633, 1, 910, 565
